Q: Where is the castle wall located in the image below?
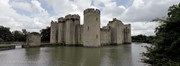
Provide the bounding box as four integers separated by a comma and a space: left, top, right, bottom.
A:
83, 8, 101, 47
116, 21, 124, 44
124, 24, 131, 44
108, 21, 117, 44
78, 25, 83, 44
108, 18, 125, 44
73, 15, 80, 45
57, 17, 65, 44
50, 21, 58, 44
71, 20, 76, 45
65, 17, 73, 45
100, 28, 111, 45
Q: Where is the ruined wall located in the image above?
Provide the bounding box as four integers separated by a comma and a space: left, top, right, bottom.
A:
83, 8, 101, 47
26, 32, 41, 46
100, 28, 111, 45
50, 21, 58, 44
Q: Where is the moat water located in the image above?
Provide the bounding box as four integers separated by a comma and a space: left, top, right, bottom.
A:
0, 43, 148, 66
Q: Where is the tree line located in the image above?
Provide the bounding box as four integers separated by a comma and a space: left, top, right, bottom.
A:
0, 26, 50, 42
132, 34, 155, 43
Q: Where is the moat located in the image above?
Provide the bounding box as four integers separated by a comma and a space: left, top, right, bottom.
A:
0, 43, 147, 66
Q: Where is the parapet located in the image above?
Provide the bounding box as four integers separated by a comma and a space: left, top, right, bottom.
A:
65, 14, 80, 20
84, 8, 100, 15
58, 17, 64, 23
51, 20, 58, 23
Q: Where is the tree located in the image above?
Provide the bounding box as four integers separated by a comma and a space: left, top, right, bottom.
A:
142, 3, 180, 65
132, 34, 154, 43
40, 27, 50, 42
12, 30, 26, 41
0, 26, 13, 42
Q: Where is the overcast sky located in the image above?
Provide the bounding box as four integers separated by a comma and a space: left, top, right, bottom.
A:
0, 0, 179, 36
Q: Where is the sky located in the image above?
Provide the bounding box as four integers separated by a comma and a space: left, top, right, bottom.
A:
0, 0, 179, 36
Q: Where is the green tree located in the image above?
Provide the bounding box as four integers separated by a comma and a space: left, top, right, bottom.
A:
12, 30, 26, 41
40, 27, 50, 42
0, 26, 13, 42
132, 34, 147, 42
142, 3, 180, 65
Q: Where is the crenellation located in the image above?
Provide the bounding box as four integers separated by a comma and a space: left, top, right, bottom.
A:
58, 17, 64, 23
84, 8, 100, 15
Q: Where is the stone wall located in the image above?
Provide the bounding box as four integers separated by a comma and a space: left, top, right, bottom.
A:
100, 27, 111, 45
77, 25, 83, 44
124, 24, 131, 44
58, 17, 65, 44
50, 21, 58, 44
108, 20, 117, 44
107, 18, 127, 45
116, 19, 124, 44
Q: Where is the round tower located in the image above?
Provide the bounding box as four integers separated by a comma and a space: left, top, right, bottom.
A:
83, 8, 101, 47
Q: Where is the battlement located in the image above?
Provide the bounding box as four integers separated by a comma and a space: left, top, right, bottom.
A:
112, 18, 122, 22
65, 14, 80, 20
51, 20, 58, 24
84, 8, 100, 15
58, 17, 64, 23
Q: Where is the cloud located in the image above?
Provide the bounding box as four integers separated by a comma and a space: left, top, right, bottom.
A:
11, 1, 32, 13
120, 0, 180, 22
128, 22, 159, 36
0, 0, 52, 32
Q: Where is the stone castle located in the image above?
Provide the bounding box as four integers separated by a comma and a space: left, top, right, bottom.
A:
50, 8, 131, 47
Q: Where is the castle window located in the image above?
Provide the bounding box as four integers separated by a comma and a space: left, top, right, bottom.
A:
96, 35, 98, 39
96, 18, 98, 21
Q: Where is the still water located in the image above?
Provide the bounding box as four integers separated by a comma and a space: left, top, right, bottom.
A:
0, 43, 148, 66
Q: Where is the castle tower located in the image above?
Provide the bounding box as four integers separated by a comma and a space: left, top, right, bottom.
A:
83, 8, 101, 47
57, 17, 65, 44
64, 15, 73, 45
72, 15, 80, 44
50, 21, 58, 44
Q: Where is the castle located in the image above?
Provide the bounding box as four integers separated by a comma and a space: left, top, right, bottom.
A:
50, 8, 131, 47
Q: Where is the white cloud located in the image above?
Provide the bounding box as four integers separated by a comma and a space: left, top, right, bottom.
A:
11, 1, 32, 13
128, 22, 159, 36
120, 0, 180, 22
0, 0, 52, 32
